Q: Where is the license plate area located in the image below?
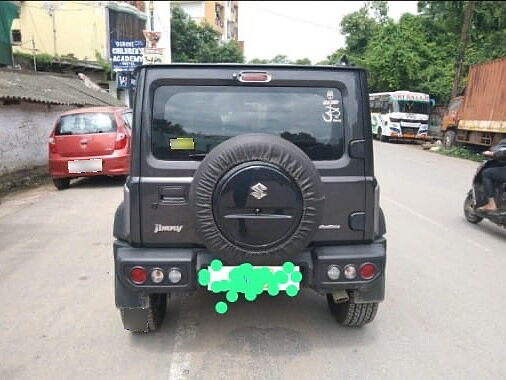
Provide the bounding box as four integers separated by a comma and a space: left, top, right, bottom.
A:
207, 264, 301, 292
68, 159, 102, 173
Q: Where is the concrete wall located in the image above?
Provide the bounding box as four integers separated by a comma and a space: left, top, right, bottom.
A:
0, 101, 73, 176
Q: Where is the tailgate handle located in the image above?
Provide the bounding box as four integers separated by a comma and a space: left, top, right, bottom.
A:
159, 186, 186, 204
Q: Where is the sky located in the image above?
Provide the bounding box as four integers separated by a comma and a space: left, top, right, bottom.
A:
238, 1, 419, 63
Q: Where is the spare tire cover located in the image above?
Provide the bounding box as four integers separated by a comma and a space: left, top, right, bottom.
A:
189, 133, 324, 265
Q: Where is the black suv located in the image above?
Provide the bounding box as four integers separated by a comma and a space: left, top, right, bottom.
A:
113, 64, 386, 332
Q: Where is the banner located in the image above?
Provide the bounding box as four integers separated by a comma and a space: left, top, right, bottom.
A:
110, 40, 145, 72
117, 72, 130, 89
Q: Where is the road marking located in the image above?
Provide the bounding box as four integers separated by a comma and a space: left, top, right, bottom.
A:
383, 196, 449, 231
383, 196, 492, 253
168, 298, 198, 380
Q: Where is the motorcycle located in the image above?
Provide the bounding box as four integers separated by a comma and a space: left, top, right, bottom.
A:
464, 156, 506, 228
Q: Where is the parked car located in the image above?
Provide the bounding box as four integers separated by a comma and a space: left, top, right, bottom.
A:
48, 107, 132, 189
113, 64, 387, 333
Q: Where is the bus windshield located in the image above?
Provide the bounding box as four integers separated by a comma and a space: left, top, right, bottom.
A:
394, 100, 430, 115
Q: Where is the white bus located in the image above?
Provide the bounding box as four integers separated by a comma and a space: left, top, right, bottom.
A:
369, 91, 430, 141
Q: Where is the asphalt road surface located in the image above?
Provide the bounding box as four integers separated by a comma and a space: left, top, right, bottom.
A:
1, 142, 505, 379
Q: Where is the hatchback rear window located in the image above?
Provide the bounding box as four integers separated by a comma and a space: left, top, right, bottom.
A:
55, 113, 116, 135
152, 86, 344, 161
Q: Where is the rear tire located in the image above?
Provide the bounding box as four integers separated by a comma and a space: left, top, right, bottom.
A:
327, 294, 378, 327
464, 191, 483, 224
443, 130, 456, 149
378, 128, 389, 142
120, 294, 167, 333
53, 178, 70, 190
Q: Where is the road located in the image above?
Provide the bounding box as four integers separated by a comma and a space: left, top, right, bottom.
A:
1, 142, 505, 379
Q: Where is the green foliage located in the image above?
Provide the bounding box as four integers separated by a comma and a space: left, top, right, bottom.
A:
294, 58, 312, 65
171, 6, 243, 63
326, 1, 506, 104
13, 51, 56, 70
94, 52, 112, 74
437, 147, 484, 162
248, 58, 269, 64
248, 56, 312, 65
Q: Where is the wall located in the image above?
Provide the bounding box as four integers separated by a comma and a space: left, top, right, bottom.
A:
0, 101, 73, 175
12, 1, 107, 61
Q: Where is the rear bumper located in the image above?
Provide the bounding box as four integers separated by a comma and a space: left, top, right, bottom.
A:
49, 153, 129, 178
114, 239, 386, 308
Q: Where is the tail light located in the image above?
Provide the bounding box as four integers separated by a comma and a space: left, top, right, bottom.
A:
129, 266, 147, 284
359, 263, 376, 280
114, 131, 127, 150
343, 264, 357, 280
237, 71, 271, 83
48, 136, 57, 153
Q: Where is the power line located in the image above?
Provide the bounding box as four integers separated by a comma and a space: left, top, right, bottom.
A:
243, 3, 339, 31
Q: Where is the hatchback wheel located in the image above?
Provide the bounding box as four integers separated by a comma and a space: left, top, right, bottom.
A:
53, 178, 70, 190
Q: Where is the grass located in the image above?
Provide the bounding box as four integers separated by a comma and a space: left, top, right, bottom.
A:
436, 146, 484, 162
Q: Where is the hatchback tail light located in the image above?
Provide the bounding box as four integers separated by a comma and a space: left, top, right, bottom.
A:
115, 132, 127, 150
48, 136, 57, 153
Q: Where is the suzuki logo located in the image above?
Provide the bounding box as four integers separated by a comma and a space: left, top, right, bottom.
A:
250, 182, 268, 200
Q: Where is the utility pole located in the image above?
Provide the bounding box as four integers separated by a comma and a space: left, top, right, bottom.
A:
48, 3, 57, 57
451, 1, 475, 99
31, 38, 38, 72
149, 1, 154, 31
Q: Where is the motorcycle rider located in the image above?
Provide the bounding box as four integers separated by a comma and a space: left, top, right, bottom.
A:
478, 139, 506, 212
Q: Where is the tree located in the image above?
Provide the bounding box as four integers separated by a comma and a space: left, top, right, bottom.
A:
294, 58, 311, 65
171, 7, 243, 63
247, 56, 312, 65
323, 0, 506, 104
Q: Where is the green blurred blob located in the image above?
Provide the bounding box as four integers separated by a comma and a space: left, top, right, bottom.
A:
245, 291, 257, 302
210, 259, 223, 271
210, 281, 221, 293
291, 271, 302, 283
283, 261, 295, 273
215, 301, 228, 314
220, 280, 231, 292
286, 285, 299, 297
275, 270, 288, 284
226, 291, 238, 303
197, 268, 210, 286
267, 282, 279, 296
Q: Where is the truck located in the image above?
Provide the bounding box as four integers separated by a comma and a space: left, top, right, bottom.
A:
441, 56, 506, 149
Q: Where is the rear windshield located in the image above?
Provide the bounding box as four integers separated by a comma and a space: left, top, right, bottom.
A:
55, 113, 116, 135
152, 86, 344, 161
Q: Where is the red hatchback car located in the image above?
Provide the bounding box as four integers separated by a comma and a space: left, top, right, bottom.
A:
48, 107, 132, 190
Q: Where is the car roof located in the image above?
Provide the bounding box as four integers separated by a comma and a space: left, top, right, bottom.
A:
59, 106, 130, 116
135, 63, 366, 73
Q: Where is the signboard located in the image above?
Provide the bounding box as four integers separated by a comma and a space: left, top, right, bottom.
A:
117, 72, 130, 89
143, 48, 164, 65
392, 92, 430, 102
110, 40, 145, 72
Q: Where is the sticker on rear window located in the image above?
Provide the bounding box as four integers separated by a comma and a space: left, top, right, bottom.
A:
322, 90, 341, 123
169, 137, 195, 150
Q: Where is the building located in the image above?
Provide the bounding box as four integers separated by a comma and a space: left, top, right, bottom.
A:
0, 1, 20, 66
9, 1, 147, 104
174, 1, 239, 41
